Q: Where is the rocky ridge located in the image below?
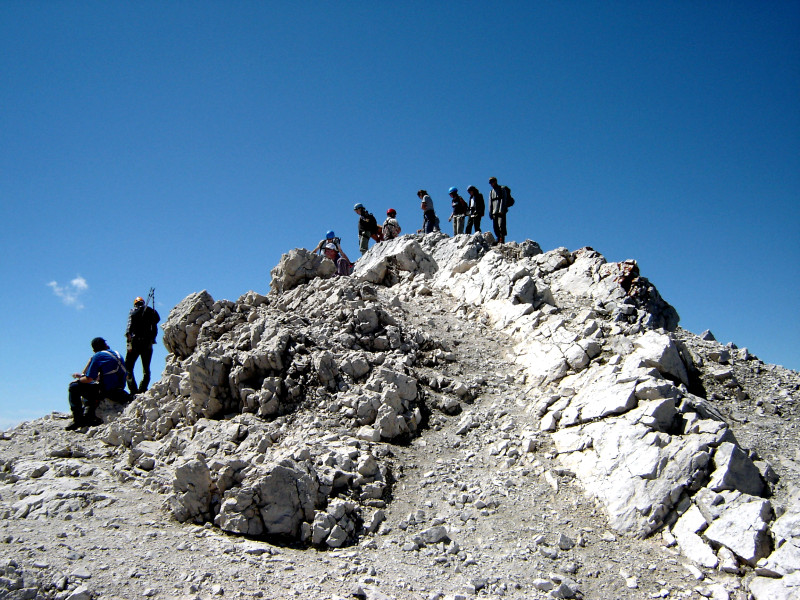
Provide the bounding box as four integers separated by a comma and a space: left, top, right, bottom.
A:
1, 232, 798, 600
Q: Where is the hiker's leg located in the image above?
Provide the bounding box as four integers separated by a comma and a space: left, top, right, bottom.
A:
336, 257, 350, 276
139, 342, 153, 392
82, 384, 102, 426
124, 345, 139, 394
68, 381, 85, 424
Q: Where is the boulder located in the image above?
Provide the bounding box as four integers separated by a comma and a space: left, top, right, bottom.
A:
270, 248, 336, 294
703, 494, 772, 565
162, 290, 215, 358
354, 237, 437, 285
707, 442, 765, 497
168, 457, 213, 524
216, 459, 319, 538
626, 331, 689, 385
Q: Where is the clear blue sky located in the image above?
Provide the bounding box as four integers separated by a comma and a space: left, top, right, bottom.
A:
1, 2, 798, 428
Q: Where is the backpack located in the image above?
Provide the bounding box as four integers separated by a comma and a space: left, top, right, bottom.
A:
473, 192, 485, 217
364, 211, 379, 234
503, 186, 515, 208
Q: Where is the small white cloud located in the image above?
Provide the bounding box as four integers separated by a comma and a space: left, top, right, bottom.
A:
71, 276, 88, 291
48, 275, 89, 309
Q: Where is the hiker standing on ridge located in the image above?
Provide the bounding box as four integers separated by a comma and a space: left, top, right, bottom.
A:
447, 187, 468, 235
312, 230, 353, 276
125, 296, 160, 394
417, 190, 439, 234
382, 208, 402, 240
354, 203, 381, 255
67, 337, 127, 430
466, 185, 485, 234
489, 177, 510, 244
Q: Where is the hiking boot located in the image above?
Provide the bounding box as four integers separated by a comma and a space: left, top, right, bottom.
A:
85, 415, 103, 427
65, 420, 83, 431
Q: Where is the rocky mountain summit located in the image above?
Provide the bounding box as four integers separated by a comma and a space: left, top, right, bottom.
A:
2, 232, 798, 600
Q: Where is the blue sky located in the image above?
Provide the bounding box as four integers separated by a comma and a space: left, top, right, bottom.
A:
1, 2, 798, 428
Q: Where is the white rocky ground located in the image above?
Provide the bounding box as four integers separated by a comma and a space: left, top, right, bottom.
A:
1, 233, 798, 600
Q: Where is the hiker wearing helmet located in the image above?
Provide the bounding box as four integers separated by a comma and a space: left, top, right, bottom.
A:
353, 203, 381, 255
67, 337, 128, 430
312, 231, 353, 276
124, 296, 160, 394
382, 208, 402, 240
488, 177, 510, 244
466, 185, 485, 234
447, 187, 468, 235
416, 190, 439, 234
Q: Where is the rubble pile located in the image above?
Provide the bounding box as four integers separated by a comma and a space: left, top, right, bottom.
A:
1, 233, 798, 600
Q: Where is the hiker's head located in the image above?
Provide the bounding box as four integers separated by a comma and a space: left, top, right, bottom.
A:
326, 230, 335, 240
386, 208, 396, 217
353, 203, 364, 214
417, 190, 428, 198
467, 185, 477, 194
91, 337, 109, 352
133, 296, 145, 308
489, 177, 498, 187
448, 187, 458, 196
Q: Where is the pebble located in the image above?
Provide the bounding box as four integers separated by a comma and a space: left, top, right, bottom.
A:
66, 586, 92, 600
683, 564, 704, 580
70, 566, 92, 579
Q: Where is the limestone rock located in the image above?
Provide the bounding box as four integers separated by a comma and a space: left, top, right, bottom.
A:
270, 247, 336, 294
707, 442, 765, 497
162, 290, 215, 359
703, 494, 772, 565
168, 457, 213, 524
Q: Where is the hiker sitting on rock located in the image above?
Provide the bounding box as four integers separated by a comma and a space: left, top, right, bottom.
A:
313, 230, 353, 276
67, 337, 128, 431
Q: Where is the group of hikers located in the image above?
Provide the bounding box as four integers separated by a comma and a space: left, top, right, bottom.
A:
66, 296, 160, 431
66, 177, 514, 430
314, 177, 515, 274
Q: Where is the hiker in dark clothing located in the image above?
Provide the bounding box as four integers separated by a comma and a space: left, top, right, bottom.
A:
125, 296, 160, 394
447, 187, 468, 235
488, 177, 509, 243
417, 190, 439, 234
466, 185, 485, 234
354, 203, 381, 255
67, 337, 127, 430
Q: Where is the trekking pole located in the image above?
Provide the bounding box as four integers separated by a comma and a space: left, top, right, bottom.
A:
146, 287, 155, 311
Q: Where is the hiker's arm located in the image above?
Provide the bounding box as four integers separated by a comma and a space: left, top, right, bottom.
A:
311, 240, 324, 254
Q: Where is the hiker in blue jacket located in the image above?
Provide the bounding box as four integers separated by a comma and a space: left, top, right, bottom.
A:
67, 337, 128, 430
